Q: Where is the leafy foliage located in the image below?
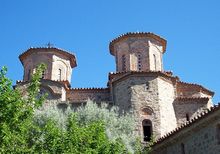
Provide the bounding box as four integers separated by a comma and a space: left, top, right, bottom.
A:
0, 64, 142, 153
0, 64, 46, 153
34, 100, 141, 153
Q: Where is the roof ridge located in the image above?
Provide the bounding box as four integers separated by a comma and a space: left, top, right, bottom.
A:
109, 32, 167, 55
177, 81, 214, 96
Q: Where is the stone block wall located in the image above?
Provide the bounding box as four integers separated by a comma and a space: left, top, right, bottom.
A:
157, 77, 177, 136
112, 75, 162, 139
151, 107, 220, 154
173, 100, 208, 127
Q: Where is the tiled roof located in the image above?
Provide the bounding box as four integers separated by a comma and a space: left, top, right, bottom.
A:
16, 79, 70, 89
70, 87, 109, 92
177, 81, 214, 96
175, 97, 209, 102
109, 32, 167, 56
19, 47, 77, 68
109, 71, 179, 84
152, 103, 220, 146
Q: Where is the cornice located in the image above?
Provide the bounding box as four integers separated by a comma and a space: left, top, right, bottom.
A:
109, 32, 167, 56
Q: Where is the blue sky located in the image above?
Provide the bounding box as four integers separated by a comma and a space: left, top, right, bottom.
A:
0, 0, 220, 103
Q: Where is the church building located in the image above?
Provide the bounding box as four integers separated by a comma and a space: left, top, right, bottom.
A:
17, 32, 220, 153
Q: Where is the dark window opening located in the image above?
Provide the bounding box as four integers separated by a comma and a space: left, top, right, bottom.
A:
181, 143, 185, 154
186, 113, 190, 121
122, 55, 126, 71
137, 54, 142, 71
153, 54, 157, 70
142, 120, 152, 142
58, 69, 62, 81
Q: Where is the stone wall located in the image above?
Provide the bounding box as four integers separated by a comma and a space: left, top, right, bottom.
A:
112, 75, 162, 139
173, 100, 207, 127
151, 106, 220, 154
157, 77, 177, 136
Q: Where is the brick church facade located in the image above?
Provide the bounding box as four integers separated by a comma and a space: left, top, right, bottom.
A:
17, 32, 220, 153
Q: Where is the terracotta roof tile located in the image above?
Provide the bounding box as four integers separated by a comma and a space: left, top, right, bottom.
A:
108, 71, 179, 84
16, 79, 70, 89
175, 97, 209, 103
177, 81, 214, 96
19, 47, 77, 68
70, 87, 109, 92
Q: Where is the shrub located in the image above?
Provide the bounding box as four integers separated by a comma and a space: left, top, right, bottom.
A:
0, 65, 139, 153
34, 100, 141, 153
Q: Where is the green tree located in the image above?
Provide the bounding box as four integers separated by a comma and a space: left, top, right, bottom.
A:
0, 64, 46, 153
0, 64, 130, 153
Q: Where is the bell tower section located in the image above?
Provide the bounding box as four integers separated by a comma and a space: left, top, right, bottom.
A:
19, 47, 77, 83
109, 32, 166, 72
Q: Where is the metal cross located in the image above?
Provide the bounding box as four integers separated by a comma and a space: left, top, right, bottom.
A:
46, 42, 54, 48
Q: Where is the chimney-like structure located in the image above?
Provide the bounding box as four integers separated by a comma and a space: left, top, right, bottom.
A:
109, 32, 167, 72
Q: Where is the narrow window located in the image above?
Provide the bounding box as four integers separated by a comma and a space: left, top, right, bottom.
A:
122, 55, 126, 71
58, 69, 62, 81
142, 120, 152, 142
181, 143, 185, 154
153, 54, 157, 70
27, 69, 31, 80
137, 54, 142, 71
186, 113, 189, 121
217, 124, 220, 144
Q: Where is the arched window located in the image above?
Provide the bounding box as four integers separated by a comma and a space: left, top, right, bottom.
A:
137, 53, 142, 71
122, 55, 126, 71
153, 54, 157, 70
142, 119, 152, 142
58, 69, 62, 81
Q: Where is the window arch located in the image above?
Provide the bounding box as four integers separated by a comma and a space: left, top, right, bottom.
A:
141, 106, 153, 115
122, 55, 126, 71
142, 119, 152, 142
